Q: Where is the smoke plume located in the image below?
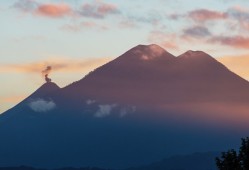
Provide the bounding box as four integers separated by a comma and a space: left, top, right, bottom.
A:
42, 66, 52, 82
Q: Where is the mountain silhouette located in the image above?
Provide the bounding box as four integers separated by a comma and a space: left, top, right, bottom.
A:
63, 45, 249, 105
0, 44, 248, 169
0, 152, 220, 170
128, 152, 220, 170
29, 82, 60, 98
0, 82, 60, 124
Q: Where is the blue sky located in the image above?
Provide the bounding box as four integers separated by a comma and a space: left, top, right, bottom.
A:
1, 0, 249, 113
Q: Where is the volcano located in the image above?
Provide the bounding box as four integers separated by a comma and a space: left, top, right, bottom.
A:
0, 44, 249, 169
65, 45, 249, 105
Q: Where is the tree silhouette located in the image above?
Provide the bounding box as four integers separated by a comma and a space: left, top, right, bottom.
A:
216, 149, 241, 170
216, 137, 249, 170
239, 137, 249, 169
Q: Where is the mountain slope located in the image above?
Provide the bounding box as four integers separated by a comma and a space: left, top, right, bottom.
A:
60, 44, 249, 128
63, 45, 249, 106
0, 82, 60, 124
63, 44, 176, 106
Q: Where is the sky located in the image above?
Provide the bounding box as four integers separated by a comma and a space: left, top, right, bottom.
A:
0, 0, 249, 113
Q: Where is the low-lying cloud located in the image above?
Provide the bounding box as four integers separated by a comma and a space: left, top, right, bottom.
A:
95, 104, 117, 118
29, 98, 56, 112
86, 99, 96, 105
119, 106, 136, 118
94, 103, 136, 118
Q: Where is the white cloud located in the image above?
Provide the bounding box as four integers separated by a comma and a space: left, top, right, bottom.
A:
141, 55, 150, 60
95, 104, 117, 118
119, 106, 136, 117
131, 106, 137, 112
86, 99, 96, 105
120, 108, 127, 117
29, 98, 56, 112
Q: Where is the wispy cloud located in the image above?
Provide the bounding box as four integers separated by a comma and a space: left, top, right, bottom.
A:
13, 0, 120, 19
148, 31, 178, 49
119, 106, 136, 118
209, 35, 249, 49
0, 95, 26, 113
0, 57, 112, 74
183, 25, 211, 38
119, 20, 137, 29
168, 9, 226, 23
78, 0, 120, 19
13, 0, 38, 12
127, 10, 162, 25
95, 104, 117, 118
86, 99, 96, 105
1, 95, 25, 103
13, 0, 71, 18
169, 6, 249, 33
61, 21, 108, 32
166, 6, 249, 50
35, 3, 72, 18
168, 13, 183, 20
188, 9, 227, 23
226, 6, 249, 31
94, 104, 136, 118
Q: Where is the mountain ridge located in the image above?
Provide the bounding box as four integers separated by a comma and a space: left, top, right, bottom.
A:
61, 44, 249, 107
29, 82, 60, 99
0, 151, 220, 170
